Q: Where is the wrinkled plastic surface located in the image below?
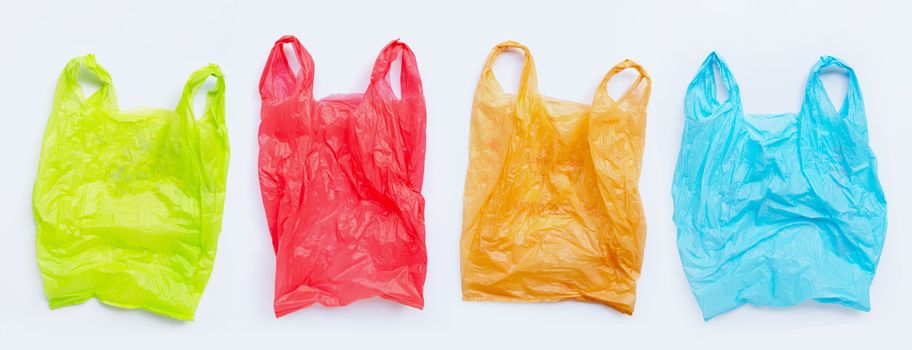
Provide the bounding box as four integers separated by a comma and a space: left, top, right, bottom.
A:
672, 53, 887, 320
460, 41, 651, 314
258, 36, 427, 317
33, 55, 230, 320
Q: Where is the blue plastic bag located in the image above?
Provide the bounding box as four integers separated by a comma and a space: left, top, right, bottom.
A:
672, 53, 887, 320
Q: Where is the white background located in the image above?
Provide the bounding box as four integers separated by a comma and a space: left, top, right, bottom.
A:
0, 0, 908, 348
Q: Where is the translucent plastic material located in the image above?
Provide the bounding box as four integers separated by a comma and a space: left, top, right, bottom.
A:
33, 55, 230, 320
460, 41, 651, 314
672, 53, 887, 320
258, 36, 427, 317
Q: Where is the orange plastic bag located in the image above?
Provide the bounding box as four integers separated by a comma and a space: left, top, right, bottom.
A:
460, 41, 650, 314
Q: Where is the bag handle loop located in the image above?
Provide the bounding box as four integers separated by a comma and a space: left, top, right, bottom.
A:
259, 35, 315, 101
479, 41, 539, 119
594, 59, 652, 107
59, 54, 116, 109
685, 52, 741, 120
367, 40, 423, 101
178, 64, 226, 127
804, 56, 864, 126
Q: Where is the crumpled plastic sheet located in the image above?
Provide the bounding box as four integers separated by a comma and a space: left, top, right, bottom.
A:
460, 41, 651, 315
672, 52, 887, 320
258, 36, 428, 317
33, 54, 230, 320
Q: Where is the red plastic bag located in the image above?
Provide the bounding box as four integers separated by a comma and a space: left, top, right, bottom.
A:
258, 36, 427, 316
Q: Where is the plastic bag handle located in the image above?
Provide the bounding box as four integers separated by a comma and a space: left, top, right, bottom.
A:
368, 40, 423, 101
177, 65, 229, 256
59, 54, 116, 108
177, 64, 226, 127
479, 41, 539, 112
366, 40, 427, 191
594, 59, 652, 106
259, 35, 315, 101
685, 52, 741, 119
804, 56, 864, 122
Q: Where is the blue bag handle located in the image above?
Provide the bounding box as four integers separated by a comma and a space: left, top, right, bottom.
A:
803, 56, 867, 139
684, 52, 741, 121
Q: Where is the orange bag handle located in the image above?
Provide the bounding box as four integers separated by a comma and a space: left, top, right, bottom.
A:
479, 41, 540, 121
594, 59, 652, 107
259, 35, 315, 101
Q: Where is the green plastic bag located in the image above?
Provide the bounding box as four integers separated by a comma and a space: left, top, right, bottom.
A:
32, 55, 230, 320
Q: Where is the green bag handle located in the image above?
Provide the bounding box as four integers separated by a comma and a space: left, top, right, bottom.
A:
177, 64, 226, 128
56, 54, 116, 110
175, 64, 229, 255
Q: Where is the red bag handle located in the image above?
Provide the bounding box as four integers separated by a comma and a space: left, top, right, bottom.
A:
259, 35, 315, 101
367, 40, 423, 101
363, 40, 426, 191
